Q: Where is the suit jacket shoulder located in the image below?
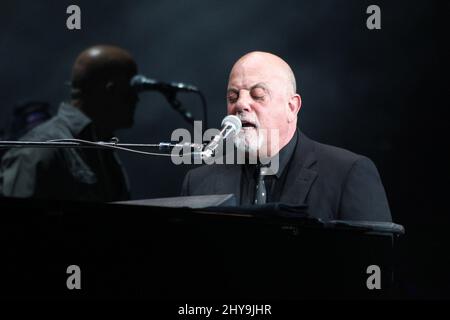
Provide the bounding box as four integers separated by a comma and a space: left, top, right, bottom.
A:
295, 134, 392, 222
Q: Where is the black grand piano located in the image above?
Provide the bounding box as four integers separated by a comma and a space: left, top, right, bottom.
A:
0, 194, 404, 299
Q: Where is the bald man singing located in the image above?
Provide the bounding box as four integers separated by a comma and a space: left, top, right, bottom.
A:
182, 51, 392, 222
0, 45, 138, 202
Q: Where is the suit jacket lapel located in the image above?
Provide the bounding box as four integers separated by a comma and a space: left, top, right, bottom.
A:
280, 131, 318, 205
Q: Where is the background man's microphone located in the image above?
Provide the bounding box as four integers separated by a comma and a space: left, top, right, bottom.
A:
130, 74, 199, 93
130, 74, 200, 124
130, 74, 201, 126
202, 115, 242, 159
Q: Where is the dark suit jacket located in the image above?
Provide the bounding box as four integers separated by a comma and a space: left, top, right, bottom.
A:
181, 131, 392, 222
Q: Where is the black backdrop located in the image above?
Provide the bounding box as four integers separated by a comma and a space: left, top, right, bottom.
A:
0, 0, 448, 298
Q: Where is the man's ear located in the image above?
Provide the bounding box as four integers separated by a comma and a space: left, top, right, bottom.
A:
287, 94, 301, 123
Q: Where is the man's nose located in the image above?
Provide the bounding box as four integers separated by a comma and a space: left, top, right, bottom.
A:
234, 91, 252, 113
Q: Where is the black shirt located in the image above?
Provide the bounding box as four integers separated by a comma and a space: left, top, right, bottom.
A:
240, 130, 298, 205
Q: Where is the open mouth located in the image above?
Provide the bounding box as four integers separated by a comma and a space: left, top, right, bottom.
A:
241, 120, 257, 129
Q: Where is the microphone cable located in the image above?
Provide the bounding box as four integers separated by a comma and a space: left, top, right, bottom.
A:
46, 138, 204, 158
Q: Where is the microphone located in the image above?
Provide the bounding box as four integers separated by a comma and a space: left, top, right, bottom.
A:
130, 74, 199, 93
130, 74, 201, 125
202, 115, 242, 159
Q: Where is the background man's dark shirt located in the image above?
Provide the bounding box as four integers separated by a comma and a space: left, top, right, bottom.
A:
0, 103, 130, 202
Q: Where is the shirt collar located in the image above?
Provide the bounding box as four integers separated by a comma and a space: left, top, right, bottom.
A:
270, 129, 297, 178
57, 102, 92, 136
243, 129, 298, 179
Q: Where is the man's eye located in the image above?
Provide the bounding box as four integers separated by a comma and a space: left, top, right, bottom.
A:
252, 94, 265, 101
251, 88, 266, 100
227, 93, 238, 102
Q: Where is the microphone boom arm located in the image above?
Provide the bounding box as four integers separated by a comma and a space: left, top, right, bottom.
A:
0, 139, 204, 158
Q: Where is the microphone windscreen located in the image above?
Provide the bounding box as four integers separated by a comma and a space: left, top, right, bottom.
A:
221, 115, 242, 134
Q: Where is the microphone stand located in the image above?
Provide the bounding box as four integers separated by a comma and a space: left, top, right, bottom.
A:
0, 140, 204, 157
162, 89, 208, 131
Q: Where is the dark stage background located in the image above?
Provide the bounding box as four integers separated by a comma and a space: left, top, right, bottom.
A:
0, 0, 448, 298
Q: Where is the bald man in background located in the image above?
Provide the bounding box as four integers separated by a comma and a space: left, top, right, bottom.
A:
182, 51, 392, 222
0, 45, 138, 202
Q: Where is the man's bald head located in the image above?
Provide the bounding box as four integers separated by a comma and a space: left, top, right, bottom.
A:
70, 45, 139, 133
229, 51, 297, 95
71, 45, 137, 93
